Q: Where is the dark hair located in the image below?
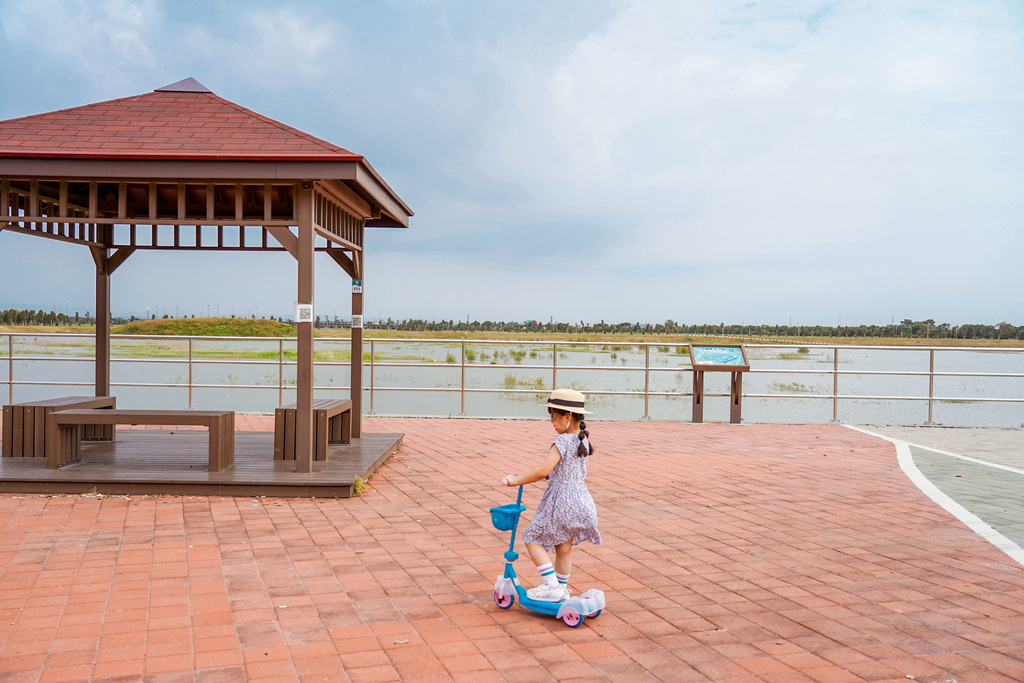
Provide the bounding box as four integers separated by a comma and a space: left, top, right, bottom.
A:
548, 407, 594, 457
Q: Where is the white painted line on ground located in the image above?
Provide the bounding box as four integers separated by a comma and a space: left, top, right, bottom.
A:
846, 425, 1024, 569
886, 443, 1024, 476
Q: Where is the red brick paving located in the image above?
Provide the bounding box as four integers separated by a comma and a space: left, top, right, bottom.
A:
2, 418, 1024, 682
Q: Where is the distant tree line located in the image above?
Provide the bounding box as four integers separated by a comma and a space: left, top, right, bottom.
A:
0, 309, 134, 326
2, 309, 1022, 340
0, 308, 86, 326
369, 317, 1024, 340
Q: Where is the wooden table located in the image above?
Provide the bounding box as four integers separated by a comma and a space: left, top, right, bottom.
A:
3, 396, 116, 458
46, 409, 234, 471
274, 399, 352, 462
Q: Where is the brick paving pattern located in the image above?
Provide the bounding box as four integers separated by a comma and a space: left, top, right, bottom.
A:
2, 418, 1024, 682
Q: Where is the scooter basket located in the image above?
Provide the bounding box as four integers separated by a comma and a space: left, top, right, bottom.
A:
489, 503, 526, 531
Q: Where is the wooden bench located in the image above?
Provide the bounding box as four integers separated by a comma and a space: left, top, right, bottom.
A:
274, 399, 352, 462
3, 396, 116, 458
45, 409, 235, 471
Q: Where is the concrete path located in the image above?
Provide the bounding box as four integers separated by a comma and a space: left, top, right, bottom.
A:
856, 426, 1024, 470
853, 425, 1024, 568
1, 418, 1023, 682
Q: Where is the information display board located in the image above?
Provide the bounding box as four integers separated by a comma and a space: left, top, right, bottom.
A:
688, 345, 749, 423
689, 345, 750, 371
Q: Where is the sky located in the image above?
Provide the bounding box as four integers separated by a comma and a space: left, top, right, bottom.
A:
0, 0, 1021, 327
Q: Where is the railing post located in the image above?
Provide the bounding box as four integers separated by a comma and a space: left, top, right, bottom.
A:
188, 337, 193, 409
369, 339, 375, 414
7, 335, 12, 404
644, 343, 650, 419
927, 348, 935, 424
832, 346, 839, 422
460, 340, 466, 415
552, 342, 558, 390
278, 339, 284, 407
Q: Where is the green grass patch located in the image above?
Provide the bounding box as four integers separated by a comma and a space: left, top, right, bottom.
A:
501, 372, 547, 400
353, 477, 368, 496
775, 347, 813, 360
112, 317, 295, 337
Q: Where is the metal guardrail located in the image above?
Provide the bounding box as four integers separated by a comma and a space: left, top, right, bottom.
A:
363, 339, 1024, 423
2, 333, 295, 407
2, 334, 1023, 423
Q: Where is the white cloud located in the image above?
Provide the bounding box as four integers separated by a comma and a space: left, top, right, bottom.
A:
447, 2, 1021, 279
2, 0, 158, 90
181, 7, 347, 88
474, 4, 821, 207
885, 57, 954, 91
1, 0, 1021, 325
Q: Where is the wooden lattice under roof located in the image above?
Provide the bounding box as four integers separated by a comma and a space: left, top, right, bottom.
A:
0, 78, 413, 472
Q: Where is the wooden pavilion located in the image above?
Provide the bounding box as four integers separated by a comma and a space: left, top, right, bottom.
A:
0, 78, 412, 489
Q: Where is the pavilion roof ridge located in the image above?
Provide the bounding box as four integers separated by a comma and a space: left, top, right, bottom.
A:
155, 77, 212, 93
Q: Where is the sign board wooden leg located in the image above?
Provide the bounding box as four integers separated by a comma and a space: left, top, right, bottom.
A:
730, 372, 743, 424
692, 370, 704, 423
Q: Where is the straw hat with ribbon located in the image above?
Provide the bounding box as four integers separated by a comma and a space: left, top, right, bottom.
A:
542, 388, 591, 415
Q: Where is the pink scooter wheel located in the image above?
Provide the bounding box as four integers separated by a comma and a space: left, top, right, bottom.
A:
561, 606, 582, 627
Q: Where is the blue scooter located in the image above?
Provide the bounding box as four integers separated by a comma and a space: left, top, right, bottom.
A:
490, 485, 605, 627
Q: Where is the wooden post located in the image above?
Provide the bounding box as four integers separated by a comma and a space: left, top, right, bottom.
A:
94, 248, 111, 398
324, 247, 364, 440
295, 184, 315, 473
351, 260, 363, 439
91, 240, 133, 401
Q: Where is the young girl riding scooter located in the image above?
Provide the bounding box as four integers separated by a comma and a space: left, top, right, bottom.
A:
501, 388, 601, 601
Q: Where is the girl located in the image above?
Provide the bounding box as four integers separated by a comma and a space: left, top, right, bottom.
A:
501, 388, 601, 602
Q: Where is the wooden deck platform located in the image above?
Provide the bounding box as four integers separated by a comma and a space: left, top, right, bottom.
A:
0, 430, 402, 498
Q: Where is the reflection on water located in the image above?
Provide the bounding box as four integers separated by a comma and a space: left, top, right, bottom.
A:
3, 336, 1023, 427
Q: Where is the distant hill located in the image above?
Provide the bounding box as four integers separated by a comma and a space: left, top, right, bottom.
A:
111, 317, 295, 337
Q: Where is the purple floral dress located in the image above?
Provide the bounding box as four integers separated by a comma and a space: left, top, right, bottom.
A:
521, 432, 601, 552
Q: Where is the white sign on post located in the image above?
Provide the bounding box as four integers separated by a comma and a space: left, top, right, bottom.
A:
351, 314, 363, 329
352, 279, 363, 294
294, 303, 313, 324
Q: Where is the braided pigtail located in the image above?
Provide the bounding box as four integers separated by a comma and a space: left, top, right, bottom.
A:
576, 418, 594, 457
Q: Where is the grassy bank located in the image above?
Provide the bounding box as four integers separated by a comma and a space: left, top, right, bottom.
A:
318, 329, 1024, 348
111, 317, 295, 337
0, 318, 296, 337
1, 320, 1021, 347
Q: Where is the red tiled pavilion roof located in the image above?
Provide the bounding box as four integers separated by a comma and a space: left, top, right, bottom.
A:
0, 78, 364, 162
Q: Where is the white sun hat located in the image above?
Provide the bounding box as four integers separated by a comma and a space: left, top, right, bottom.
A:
542, 388, 592, 414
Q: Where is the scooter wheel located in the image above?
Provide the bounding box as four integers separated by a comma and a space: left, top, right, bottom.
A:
494, 592, 514, 609
587, 609, 602, 619
561, 607, 582, 627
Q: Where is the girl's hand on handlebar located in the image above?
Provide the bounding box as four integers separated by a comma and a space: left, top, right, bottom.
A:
502, 474, 517, 487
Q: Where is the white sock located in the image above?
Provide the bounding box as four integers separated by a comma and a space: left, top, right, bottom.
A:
537, 562, 557, 588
